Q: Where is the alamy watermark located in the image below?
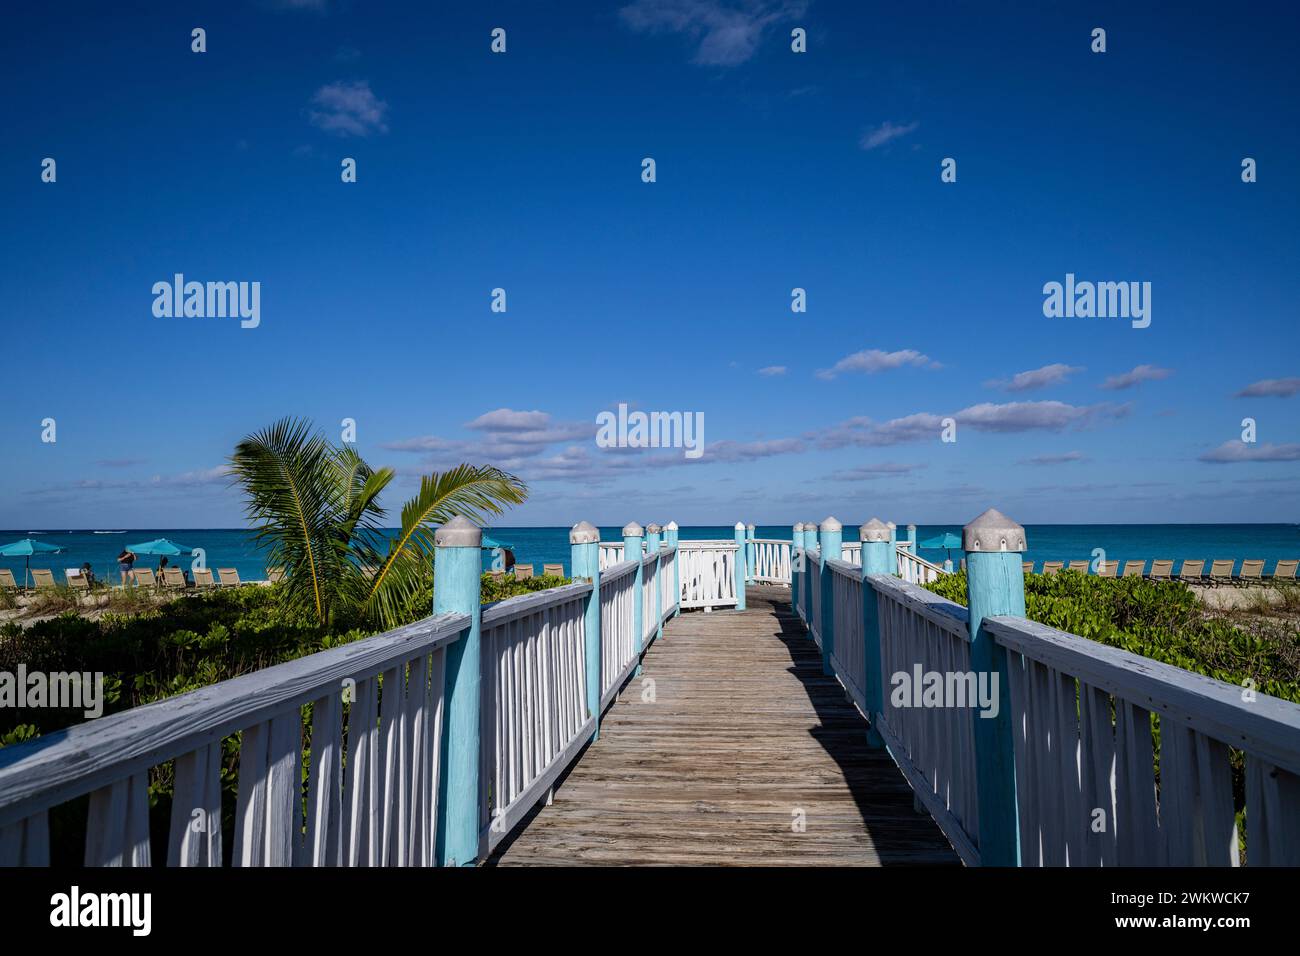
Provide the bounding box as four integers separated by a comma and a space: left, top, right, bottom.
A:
1, 666, 104, 718
152, 274, 261, 329
1042, 273, 1150, 329
890, 664, 999, 719
596, 403, 704, 460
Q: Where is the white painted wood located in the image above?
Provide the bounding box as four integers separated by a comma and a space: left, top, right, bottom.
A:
678, 543, 738, 610
169, 741, 223, 866
0, 812, 49, 866
304, 691, 343, 866
85, 772, 151, 866
1246, 756, 1300, 865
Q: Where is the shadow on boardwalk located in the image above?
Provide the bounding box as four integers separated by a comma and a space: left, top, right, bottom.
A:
490, 585, 959, 866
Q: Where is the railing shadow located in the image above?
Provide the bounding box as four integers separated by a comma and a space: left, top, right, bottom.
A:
750, 585, 961, 866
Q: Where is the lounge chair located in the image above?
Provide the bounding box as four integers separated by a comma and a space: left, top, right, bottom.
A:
1209, 560, 1234, 585
163, 567, 188, 591
1067, 560, 1090, 574
1149, 560, 1173, 581
32, 569, 56, 590
1097, 560, 1117, 578
488, 570, 505, 583
1022, 561, 1035, 575
68, 572, 91, 594
514, 564, 534, 580
1042, 561, 1063, 575
1239, 559, 1264, 585
267, 567, 286, 584
217, 568, 241, 588
194, 568, 217, 591
542, 563, 564, 577
0, 569, 19, 591
1273, 559, 1298, 581
132, 568, 158, 587
1178, 560, 1204, 584
1122, 560, 1145, 578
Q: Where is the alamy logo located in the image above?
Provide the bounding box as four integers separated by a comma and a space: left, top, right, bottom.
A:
596, 403, 704, 460
152, 274, 261, 328
890, 665, 1000, 719
0, 666, 103, 718
50, 886, 151, 936
1042, 273, 1150, 328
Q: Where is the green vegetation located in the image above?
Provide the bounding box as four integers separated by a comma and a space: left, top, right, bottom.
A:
229, 416, 527, 630
925, 570, 1300, 702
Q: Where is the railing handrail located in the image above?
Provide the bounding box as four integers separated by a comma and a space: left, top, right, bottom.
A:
868, 572, 969, 640
481, 581, 593, 629
0, 611, 470, 828
600, 557, 639, 585
986, 615, 1300, 775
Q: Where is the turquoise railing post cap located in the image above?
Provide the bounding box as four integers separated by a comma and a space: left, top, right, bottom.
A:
963, 508, 1027, 553
570, 521, 600, 544
859, 518, 890, 542
622, 521, 643, 537
820, 516, 842, 532
434, 515, 482, 548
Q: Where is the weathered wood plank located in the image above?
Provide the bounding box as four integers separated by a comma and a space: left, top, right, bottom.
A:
492, 587, 958, 866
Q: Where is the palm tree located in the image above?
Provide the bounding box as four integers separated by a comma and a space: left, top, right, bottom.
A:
229, 417, 527, 629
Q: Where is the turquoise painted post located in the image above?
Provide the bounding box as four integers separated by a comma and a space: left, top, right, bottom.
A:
434, 515, 483, 866
646, 523, 663, 643
792, 522, 804, 615
802, 522, 818, 622
858, 518, 891, 749
733, 521, 747, 611
963, 508, 1026, 867
745, 523, 756, 584
818, 516, 842, 676
887, 522, 898, 576
907, 524, 917, 551
624, 522, 644, 676
570, 521, 602, 740
665, 520, 680, 617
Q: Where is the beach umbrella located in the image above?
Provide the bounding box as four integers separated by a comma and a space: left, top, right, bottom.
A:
918, 532, 963, 567
481, 534, 512, 551
0, 537, 66, 589
125, 538, 195, 556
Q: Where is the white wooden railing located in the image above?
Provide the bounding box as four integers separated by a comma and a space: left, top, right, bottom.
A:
678, 541, 739, 610
792, 548, 1300, 867
0, 612, 469, 866
599, 559, 640, 710
752, 539, 791, 583
479, 584, 594, 849
896, 548, 946, 585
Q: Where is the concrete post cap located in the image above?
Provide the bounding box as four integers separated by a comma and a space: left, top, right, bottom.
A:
665, 521, 678, 531
434, 515, 482, 548
859, 518, 890, 543
622, 521, 643, 537
963, 508, 1027, 553
793, 522, 805, 531
805, 521, 819, 531
569, 521, 600, 544
819, 516, 842, 532
746, 523, 755, 531
734, 521, 746, 531
646, 523, 662, 534
886, 521, 896, 530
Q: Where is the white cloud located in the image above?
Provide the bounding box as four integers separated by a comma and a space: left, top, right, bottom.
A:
813, 401, 1129, 448
815, 348, 940, 381
1236, 377, 1300, 398
1199, 441, 1300, 464
986, 363, 1083, 393
1099, 364, 1173, 390
859, 120, 919, 151
308, 80, 389, 137
757, 365, 787, 376
1021, 451, 1086, 466
618, 0, 807, 66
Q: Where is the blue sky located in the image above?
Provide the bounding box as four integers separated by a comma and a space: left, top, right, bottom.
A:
2, 0, 1297, 528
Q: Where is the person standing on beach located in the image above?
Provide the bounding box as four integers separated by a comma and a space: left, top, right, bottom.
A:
117, 549, 136, 585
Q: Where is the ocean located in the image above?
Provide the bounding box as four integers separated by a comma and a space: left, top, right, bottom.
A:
3, 525, 1299, 586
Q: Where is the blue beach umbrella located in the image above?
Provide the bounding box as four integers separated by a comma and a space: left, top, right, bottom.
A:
126, 538, 195, 556
0, 537, 66, 589
918, 532, 963, 566
481, 534, 511, 551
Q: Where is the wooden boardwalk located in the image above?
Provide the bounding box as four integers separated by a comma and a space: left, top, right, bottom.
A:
491, 586, 959, 866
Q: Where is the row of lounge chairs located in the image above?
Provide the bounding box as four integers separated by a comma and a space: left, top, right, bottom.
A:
1022, 559, 1298, 584
487, 563, 565, 582
0, 567, 286, 592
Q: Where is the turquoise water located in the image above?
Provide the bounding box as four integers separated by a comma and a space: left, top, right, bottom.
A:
3, 524, 1298, 586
